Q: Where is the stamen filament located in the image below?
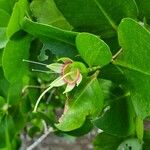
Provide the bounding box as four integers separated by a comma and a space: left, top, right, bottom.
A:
23, 59, 47, 66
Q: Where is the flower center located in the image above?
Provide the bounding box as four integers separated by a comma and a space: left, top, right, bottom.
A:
62, 62, 80, 84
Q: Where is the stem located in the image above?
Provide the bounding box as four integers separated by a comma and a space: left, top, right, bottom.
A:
88, 66, 101, 73
33, 86, 53, 112
112, 48, 123, 60
26, 127, 54, 150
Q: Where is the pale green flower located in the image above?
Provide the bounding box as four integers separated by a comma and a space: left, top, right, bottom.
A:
33, 57, 87, 112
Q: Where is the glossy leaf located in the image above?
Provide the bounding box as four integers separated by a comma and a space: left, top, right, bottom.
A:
2, 35, 32, 83
56, 73, 104, 131
114, 18, 150, 119
76, 33, 112, 67
54, 0, 138, 37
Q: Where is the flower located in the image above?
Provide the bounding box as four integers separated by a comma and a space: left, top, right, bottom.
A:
23, 57, 87, 112
46, 57, 83, 94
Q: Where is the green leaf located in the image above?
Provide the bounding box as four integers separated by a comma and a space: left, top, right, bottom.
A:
0, 50, 2, 66
0, 0, 18, 14
117, 138, 142, 150
76, 33, 112, 67
30, 0, 72, 30
135, 117, 144, 141
0, 9, 10, 27
65, 119, 93, 137
21, 17, 77, 46
54, 0, 138, 37
135, 0, 150, 23
93, 133, 123, 150
0, 28, 8, 49
7, 0, 28, 38
0, 115, 15, 148
2, 35, 32, 83
114, 18, 150, 119
39, 37, 77, 60
93, 96, 135, 137
7, 82, 22, 105
0, 68, 9, 98
56, 73, 104, 131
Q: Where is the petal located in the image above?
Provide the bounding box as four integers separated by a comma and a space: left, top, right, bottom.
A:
76, 74, 82, 86
63, 83, 75, 94
51, 76, 66, 87
46, 63, 63, 73
57, 57, 73, 63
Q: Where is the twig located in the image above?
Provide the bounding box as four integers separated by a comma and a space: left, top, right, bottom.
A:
26, 127, 54, 150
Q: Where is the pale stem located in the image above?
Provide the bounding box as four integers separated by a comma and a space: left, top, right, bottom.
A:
33, 85, 53, 112
26, 127, 54, 150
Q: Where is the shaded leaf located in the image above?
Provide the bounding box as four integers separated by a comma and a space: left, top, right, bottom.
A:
54, 0, 138, 37
93, 96, 135, 137
93, 133, 123, 150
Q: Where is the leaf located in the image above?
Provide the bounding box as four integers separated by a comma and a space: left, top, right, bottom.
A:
135, 0, 150, 23
54, 0, 138, 37
21, 17, 77, 46
0, 0, 18, 14
93, 133, 123, 150
2, 35, 32, 83
0, 9, 10, 27
65, 119, 93, 137
0, 50, 2, 66
7, 0, 28, 38
0, 68, 9, 98
56, 72, 104, 131
117, 138, 142, 150
76, 33, 112, 67
0, 115, 15, 148
30, 0, 72, 30
114, 18, 150, 119
7, 82, 22, 105
39, 37, 77, 61
93, 95, 135, 137
0, 28, 8, 49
